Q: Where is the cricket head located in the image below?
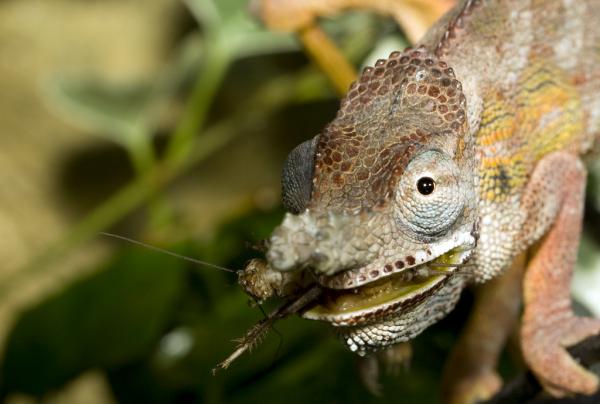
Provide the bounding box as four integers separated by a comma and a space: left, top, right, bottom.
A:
266, 48, 479, 354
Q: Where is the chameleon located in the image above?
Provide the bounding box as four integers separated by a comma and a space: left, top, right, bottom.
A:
237, 0, 600, 401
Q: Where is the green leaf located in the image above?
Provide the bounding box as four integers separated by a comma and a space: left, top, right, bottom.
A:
212, 0, 248, 22
47, 77, 154, 145
186, 0, 249, 27
0, 248, 186, 397
185, 0, 297, 58
45, 32, 205, 150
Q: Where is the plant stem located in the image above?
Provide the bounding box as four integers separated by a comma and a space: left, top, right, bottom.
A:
0, 120, 235, 298
0, 37, 233, 297
165, 35, 232, 170
0, 68, 305, 298
127, 126, 157, 175
126, 126, 172, 231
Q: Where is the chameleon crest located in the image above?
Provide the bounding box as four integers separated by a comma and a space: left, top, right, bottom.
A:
313, 47, 470, 212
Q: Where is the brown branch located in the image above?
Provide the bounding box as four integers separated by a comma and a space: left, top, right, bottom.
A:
251, 1, 456, 97
297, 25, 357, 96
482, 334, 600, 404
254, 0, 455, 43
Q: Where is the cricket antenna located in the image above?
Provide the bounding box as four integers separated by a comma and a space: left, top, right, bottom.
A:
100, 232, 238, 273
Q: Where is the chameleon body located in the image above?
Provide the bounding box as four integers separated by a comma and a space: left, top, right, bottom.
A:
243, 0, 600, 400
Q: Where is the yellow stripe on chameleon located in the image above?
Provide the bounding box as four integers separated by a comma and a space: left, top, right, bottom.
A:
477, 91, 516, 147
518, 76, 583, 160
476, 62, 583, 203
480, 155, 528, 201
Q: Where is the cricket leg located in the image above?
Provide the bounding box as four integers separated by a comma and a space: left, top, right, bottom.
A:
441, 252, 525, 404
520, 152, 600, 397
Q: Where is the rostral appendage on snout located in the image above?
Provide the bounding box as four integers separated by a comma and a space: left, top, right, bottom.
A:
266, 210, 378, 275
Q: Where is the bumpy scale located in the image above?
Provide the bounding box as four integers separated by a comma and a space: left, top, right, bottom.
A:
241, 0, 600, 401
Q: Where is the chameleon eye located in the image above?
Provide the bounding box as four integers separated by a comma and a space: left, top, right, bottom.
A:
281, 135, 319, 214
416, 177, 435, 195
395, 150, 463, 238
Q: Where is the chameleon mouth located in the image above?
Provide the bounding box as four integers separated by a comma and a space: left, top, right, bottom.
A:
301, 248, 467, 327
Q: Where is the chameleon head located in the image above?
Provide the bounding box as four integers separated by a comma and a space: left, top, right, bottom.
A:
267, 47, 479, 354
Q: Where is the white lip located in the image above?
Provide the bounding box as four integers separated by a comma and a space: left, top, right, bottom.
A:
315, 231, 475, 290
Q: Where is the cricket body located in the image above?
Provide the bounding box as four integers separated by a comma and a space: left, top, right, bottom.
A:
244, 0, 600, 400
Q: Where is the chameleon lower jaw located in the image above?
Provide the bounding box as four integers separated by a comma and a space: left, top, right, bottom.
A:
336, 274, 466, 355
300, 247, 466, 327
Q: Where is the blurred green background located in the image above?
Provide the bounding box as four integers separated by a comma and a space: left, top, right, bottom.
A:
0, 0, 599, 403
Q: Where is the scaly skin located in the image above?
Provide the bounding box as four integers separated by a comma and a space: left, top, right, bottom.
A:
442, 251, 526, 403
241, 0, 600, 400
